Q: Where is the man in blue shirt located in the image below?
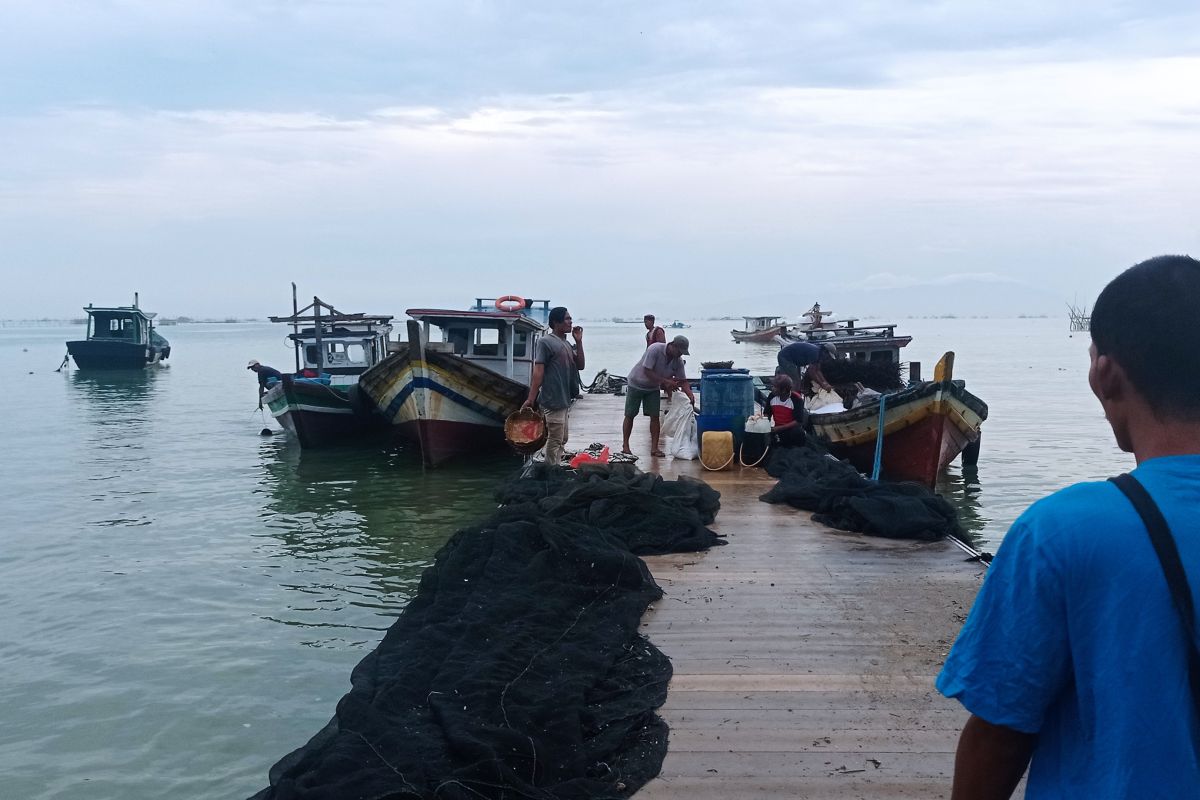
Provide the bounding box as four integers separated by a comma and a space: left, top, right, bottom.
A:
776, 340, 836, 393
937, 255, 1200, 798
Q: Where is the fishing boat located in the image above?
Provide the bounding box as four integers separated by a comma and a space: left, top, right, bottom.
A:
359, 297, 552, 466
731, 315, 787, 343
262, 293, 394, 448
784, 315, 912, 364
809, 353, 986, 487
667, 320, 690, 329
65, 294, 171, 369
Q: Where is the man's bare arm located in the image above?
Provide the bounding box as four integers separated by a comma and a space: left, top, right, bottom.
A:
523, 363, 545, 408
951, 714, 1035, 800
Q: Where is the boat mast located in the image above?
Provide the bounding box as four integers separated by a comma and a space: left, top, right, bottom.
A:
312, 297, 324, 373
291, 283, 300, 372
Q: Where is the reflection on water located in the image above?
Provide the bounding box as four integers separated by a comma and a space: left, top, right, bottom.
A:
936, 462, 988, 548
253, 439, 518, 640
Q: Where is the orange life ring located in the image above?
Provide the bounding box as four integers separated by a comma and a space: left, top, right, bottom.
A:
495, 295, 526, 313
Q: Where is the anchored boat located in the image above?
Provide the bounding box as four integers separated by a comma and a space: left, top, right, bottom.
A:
66, 294, 170, 369
263, 293, 394, 448
359, 297, 552, 466
784, 315, 913, 364
809, 353, 987, 487
731, 315, 788, 343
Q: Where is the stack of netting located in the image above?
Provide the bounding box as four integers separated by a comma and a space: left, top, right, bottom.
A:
251, 463, 723, 800
759, 446, 963, 541
585, 369, 628, 395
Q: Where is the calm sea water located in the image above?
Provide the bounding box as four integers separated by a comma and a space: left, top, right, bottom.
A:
0, 316, 1129, 799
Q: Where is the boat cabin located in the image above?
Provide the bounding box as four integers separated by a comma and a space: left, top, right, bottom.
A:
408, 307, 547, 385
797, 320, 912, 363
269, 297, 394, 380
742, 315, 783, 332
83, 304, 159, 346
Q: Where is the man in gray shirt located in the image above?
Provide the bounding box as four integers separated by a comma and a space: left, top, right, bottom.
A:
522, 306, 585, 465
622, 335, 695, 457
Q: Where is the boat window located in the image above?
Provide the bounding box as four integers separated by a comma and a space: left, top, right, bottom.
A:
512, 331, 528, 358
305, 344, 320, 365
472, 327, 500, 357
446, 328, 470, 355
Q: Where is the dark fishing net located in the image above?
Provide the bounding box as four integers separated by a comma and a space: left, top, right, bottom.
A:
250, 463, 723, 800
759, 445, 962, 541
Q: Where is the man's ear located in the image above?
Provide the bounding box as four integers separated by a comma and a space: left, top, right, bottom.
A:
1091, 352, 1127, 405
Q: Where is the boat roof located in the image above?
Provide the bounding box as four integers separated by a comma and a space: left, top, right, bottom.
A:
407, 308, 545, 331
269, 312, 393, 325
744, 315, 782, 322
83, 305, 156, 320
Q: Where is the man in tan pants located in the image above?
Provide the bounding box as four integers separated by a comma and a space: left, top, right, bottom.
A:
522, 307, 585, 465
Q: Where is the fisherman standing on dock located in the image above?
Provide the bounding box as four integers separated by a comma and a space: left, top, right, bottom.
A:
247, 359, 283, 408
522, 307, 585, 466
622, 336, 695, 457
776, 340, 836, 394
644, 314, 666, 348
937, 255, 1200, 798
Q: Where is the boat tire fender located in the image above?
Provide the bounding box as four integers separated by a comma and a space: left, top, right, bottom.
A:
495, 295, 526, 313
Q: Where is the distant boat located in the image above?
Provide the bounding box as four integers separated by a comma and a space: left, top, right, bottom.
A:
731, 315, 787, 343
66, 294, 170, 369
360, 298, 552, 466
667, 320, 690, 329
809, 353, 986, 487
262, 291, 394, 448
612, 317, 643, 324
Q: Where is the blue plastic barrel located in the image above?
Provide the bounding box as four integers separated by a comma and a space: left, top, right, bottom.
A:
700, 373, 754, 417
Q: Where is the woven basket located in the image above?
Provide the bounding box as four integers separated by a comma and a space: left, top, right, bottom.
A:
504, 408, 547, 455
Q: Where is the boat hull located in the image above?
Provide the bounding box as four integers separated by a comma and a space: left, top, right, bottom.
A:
359, 344, 527, 466
264, 376, 382, 449
731, 326, 787, 343
66, 340, 167, 369
810, 380, 987, 487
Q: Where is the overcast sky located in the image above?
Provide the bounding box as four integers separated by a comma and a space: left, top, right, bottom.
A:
2, 1, 1198, 319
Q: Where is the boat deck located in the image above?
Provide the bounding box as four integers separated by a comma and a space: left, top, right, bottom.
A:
567, 393, 996, 799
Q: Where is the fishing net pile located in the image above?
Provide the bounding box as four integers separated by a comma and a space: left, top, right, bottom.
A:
251, 463, 723, 800
759, 446, 962, 541
585, 369, 628, 395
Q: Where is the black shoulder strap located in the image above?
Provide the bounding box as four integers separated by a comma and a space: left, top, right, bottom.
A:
1110, 473, 1200, 718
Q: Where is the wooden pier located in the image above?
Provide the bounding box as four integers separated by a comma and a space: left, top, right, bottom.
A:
568, 393, 994, 799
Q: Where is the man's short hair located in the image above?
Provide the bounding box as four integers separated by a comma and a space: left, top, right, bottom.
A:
1092, 255, 1200, 420
644, 314, 655, 321
548, 306, 568, 326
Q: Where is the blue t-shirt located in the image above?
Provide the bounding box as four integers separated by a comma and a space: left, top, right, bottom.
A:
779, 341, 822, 366
937, 455, 1200, 798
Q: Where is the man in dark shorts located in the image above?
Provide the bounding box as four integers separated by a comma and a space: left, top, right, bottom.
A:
248, 359, 284, 407
521, 307, 585, 465
776, 341, 836, 393
622, 335, 695, 456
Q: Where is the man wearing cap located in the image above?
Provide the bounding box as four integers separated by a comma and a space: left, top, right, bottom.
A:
776, 340, 836, 394
622, 335, 695, 457
248, 360, 284, 407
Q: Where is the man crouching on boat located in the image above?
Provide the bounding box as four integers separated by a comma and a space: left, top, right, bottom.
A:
521, 307, 585, 466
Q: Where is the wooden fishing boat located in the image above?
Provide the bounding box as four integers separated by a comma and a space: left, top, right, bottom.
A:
262, 292, 393, 448
731, 315, 787, 343
359, 300, 551, 466
784, 315, 912, 364
65, 295, 170, 369
809, 353, 987, 487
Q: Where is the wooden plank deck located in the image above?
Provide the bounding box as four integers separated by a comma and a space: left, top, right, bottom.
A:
567, 393, 996, 799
